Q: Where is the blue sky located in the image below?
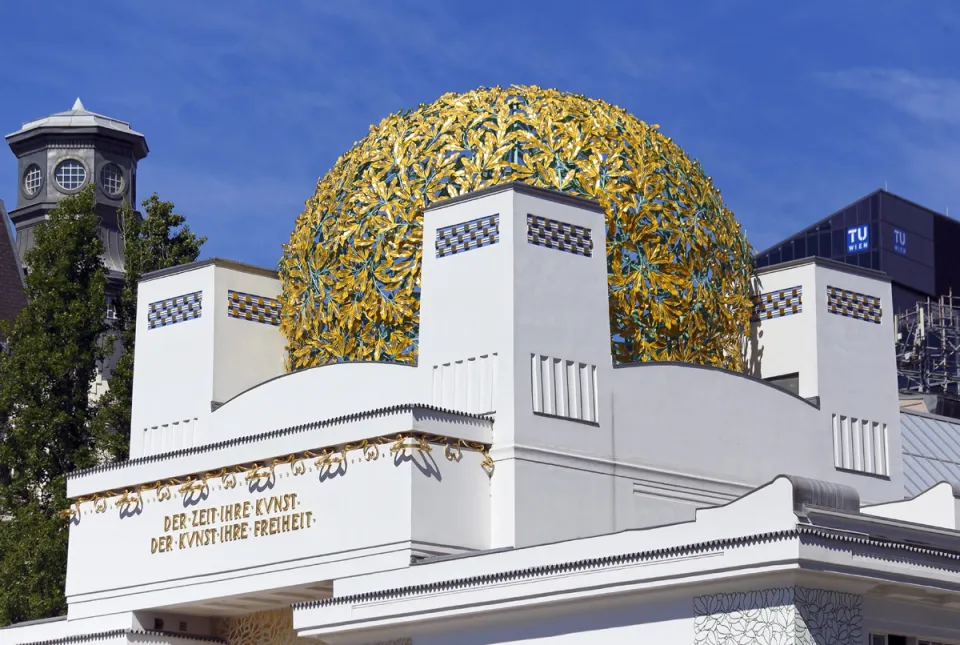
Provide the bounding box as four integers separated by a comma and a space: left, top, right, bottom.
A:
2, 1, 958, 268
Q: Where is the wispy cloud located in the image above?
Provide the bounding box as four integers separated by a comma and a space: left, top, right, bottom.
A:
817, 66, 960, 218
819, 68, 960, 125
3, 1, 959, 267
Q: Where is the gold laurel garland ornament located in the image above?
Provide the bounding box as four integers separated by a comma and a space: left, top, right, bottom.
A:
281, 85, 756, 369
61, 433, 493, 517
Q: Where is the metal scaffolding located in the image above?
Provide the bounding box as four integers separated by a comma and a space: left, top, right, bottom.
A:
896, 291, 960, 395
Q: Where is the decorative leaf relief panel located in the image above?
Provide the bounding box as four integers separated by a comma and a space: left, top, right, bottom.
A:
795, 587, 863, 645
217, 609, 304, 645
694, 587, 862, 645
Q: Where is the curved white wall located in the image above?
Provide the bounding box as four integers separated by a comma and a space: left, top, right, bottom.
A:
610, 362, 901, 505
202, 362, 429, 445
612, 363, 824, 477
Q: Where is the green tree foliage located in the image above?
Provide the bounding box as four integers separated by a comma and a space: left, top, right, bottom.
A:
0, 187, 106, 624
93, 194, 206, 461
0, 190, 204, 625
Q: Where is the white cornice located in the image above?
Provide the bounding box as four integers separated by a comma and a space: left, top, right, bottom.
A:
496, 443, 752, 501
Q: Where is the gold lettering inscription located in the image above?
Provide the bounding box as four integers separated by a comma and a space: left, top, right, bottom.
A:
150, 535, 173, 553
253, 512, 313, 537
151, 493, 310, 554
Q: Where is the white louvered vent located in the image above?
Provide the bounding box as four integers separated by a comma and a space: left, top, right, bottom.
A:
431, 353, 498, 414
530, 354, 598, 423
143, 418, 199, 457
832, 413, 888, 476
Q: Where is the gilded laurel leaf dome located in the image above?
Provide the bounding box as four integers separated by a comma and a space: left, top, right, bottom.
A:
279, 85, 756, 371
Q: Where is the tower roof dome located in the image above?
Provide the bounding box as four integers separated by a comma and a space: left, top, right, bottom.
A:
6, 98, 148, 158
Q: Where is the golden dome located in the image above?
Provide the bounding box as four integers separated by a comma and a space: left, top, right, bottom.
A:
279, 85, 756, 370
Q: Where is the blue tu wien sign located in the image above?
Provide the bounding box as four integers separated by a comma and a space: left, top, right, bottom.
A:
846, 225, 870, 253
893, 227, 907, 255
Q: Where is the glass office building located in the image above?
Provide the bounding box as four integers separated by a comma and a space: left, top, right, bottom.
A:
756, 189, 960, 314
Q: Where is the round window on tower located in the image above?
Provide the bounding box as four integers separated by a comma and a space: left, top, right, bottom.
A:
54, 159, 87, 192
100, 163, 124, 197
22, 163, 43, 197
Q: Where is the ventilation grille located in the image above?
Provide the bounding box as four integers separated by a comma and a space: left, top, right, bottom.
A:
526, 214, 593, 257
832, 413, 888, 476
531, 354, 598, 423
752, 286, 802, 321
143, 418, 198, 457
827, 286, 882, 324
227, 290, 281, 326
431, 354, 498, 414
436, 214, 499, 258
148, 291, 202, 329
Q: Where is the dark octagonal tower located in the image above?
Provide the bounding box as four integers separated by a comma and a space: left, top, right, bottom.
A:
5, 98, 149, 304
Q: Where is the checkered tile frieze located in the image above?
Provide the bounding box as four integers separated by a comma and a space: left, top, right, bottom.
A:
827, 286, 882, 324
751, 286, 803, 321
435, 214, 499, 258
227, 290, 281, 326
148, 291, 202, 330
526, 214, 593, 257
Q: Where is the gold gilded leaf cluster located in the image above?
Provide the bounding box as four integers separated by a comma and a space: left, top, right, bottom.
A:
280, 85, 756, 370
217, 609, 302, 645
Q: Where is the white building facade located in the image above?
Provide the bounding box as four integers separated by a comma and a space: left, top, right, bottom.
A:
3, 184, 960, 645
